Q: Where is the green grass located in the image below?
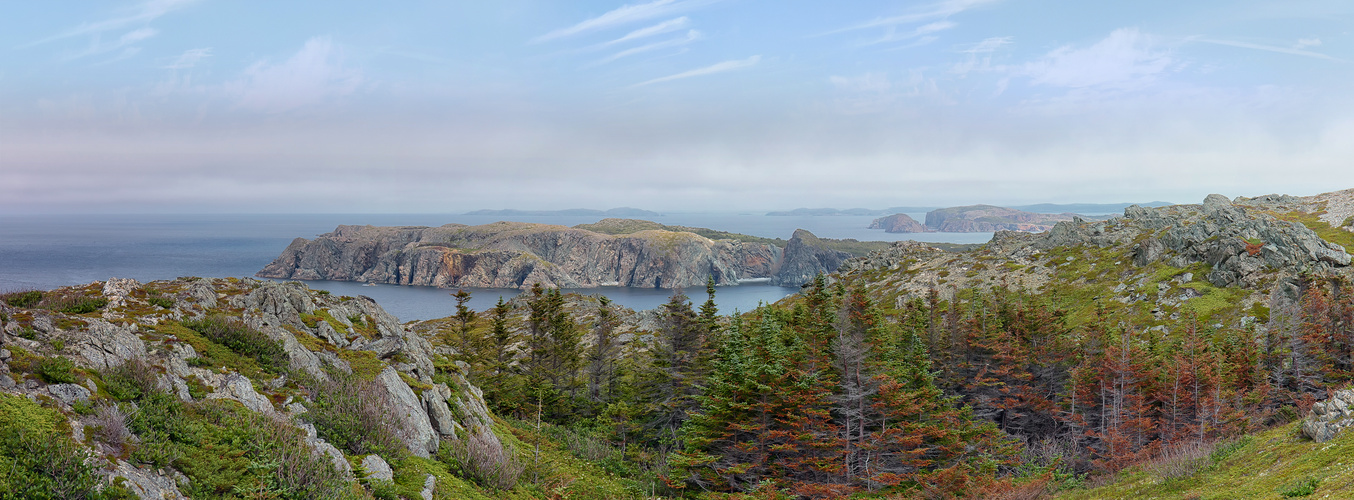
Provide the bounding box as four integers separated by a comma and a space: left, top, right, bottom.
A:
156, 322, 272, 380
1273, 210, 1354, 253
1058, 422, 1354, 499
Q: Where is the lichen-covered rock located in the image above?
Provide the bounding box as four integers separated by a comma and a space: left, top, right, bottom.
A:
206, 373, 274, 415
376, 366, 438, 457
1303, 389, 1354, 442
111, 460, 189, 499
47, 383, 91, 406
69, 319, 147, 371
361, 454, 393, 482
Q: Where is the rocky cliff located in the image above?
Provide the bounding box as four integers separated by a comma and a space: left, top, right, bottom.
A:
0, 277, 499, 498
259, 221, 853, 289
868, 213, 927, 233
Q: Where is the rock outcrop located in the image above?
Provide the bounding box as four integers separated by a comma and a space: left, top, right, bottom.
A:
0, 276, 505, 498
1303, 389, 1354, 442
772, 229, 853, 286
869, 213, 927, 233
259, 221, 865, 290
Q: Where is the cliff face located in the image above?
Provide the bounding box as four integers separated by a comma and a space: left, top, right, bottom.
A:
260, 221, 846, 289
772, 229, 853, 286
868, 213, 927, 233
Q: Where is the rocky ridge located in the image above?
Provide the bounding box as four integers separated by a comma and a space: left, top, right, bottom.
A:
868, 213, 927, 233
840, 192, 1354, 320
258, 221, 853, 288
0, 277, 501, 498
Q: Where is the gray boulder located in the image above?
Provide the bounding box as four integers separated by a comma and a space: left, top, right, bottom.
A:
376, 366, 438, 457
1303, 389, 1354, 442
205, 373, 274, 415
47, 383, 91, 406
361, 454, 393, 482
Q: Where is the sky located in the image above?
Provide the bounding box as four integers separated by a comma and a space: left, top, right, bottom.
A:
2, 0, 1352, 213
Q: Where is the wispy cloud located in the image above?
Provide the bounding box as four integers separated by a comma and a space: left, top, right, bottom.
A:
825, 0, 999, 36
631, 55, 759, 87
162, 47, 212, 69
1022, 28, 1174, 89
533, 0, 716, 43
60, 27, 159, 61
23, 0, 195, 47
1192, 37, 1345, 62
951, 36, 1012, 75
225, 37, 364, 113
1296, 37, 1322, 49
600, 17, 690, 47
591, 30, 702, 66
863, 20, 956, 46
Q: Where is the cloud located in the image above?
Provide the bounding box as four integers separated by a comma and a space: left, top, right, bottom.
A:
226, 37, 363, 113
591, 30, 701, 66
826, 0, 998, 35
864, 20, 956, 46
1022, 28, 1173, 89
1192, 37, 1345, 62
631, 55, 760, 87
60, 27, 159, 61
162, 47, 211, 69
1296, 38, 1322, 49
23, 0, 194, 47
951, 36, 1012, 75
533, 0, 715, 43
600, 17, 690, 47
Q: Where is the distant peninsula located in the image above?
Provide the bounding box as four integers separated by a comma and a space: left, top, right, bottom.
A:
464, 207, 660, 217
258, 219, 893, 289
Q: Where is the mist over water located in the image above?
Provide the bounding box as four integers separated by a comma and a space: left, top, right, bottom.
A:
0, 213, 994, 320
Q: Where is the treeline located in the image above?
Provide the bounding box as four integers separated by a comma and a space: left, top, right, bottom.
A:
442, 274, 1354, 498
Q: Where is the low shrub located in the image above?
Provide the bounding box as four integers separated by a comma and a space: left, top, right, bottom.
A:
2, 290, 42, 308
103, 359, 160, 401
89, 402, 135, 452
182, 315, 289, 374
303, 369, 405, 458
46, 296, 108, 314
37, 356, 77, 384
442, 430, 525, 491
147, 296, 175, 309
1148, 440, 1214, 483
0, 394, 109, 499
1279, 477, 1320, 497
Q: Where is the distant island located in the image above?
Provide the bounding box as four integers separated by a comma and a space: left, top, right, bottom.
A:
464, 207, 660, 217
258, 218, 895, 289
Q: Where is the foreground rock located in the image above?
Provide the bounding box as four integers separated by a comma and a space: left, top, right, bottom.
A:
258, 220, 866, 288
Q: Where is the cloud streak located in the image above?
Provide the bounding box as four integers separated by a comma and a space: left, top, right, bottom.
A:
631, 55, 759, 87
591, 30, 702, 66
1192, 37, 1346, 62
22, 0, 195, 47
600, 17, 690, 47
533, 0, 715, 43
824, 0, 998, 36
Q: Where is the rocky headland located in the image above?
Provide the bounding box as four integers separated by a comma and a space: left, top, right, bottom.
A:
868, 213, 927, 233
258, 220, 864, 289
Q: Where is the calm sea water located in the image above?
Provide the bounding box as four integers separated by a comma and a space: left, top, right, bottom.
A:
0, 213, 994, 321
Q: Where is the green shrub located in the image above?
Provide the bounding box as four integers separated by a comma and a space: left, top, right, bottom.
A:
50, 339, 64, 352
147, 296, 175, 309
102, 358, 160, 402
0, 394, 109, 499
15, 326, 37, 340
54, 297, 108, 314
37, 356, 77, 384
182, 315, 289, 374
2, 290, 43, 308
1279, 477, 1319, 497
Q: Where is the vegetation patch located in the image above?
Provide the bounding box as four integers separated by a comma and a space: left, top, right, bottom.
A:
0, 393, 113, 499
181, 315, 289, 374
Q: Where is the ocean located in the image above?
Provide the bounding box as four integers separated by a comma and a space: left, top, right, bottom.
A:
0, 213, 994, 321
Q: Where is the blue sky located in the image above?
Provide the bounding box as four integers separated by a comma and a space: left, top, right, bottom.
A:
2, 0, 1351, 212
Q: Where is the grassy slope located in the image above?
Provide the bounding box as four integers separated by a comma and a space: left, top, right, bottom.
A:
1059, 421, 1354, 499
